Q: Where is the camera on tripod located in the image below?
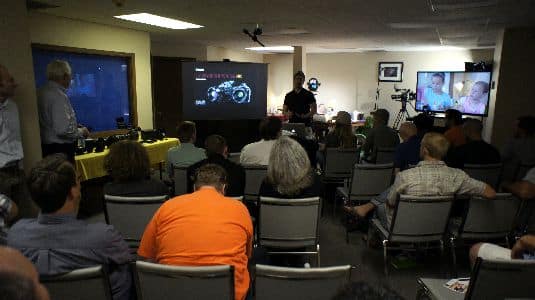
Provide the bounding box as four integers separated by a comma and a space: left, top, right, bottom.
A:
391, 87, 416, 102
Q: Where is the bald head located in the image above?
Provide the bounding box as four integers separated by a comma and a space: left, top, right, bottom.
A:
462, 118, 483, 141
0, 247, 49, 300
399, 122, 417, 142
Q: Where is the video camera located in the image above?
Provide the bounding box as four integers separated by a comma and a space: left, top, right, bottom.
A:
391, 87, 416, 102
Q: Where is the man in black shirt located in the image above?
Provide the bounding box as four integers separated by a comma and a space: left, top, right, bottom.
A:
187, 135, 245, 197
283, 71, 317, 126
446, 118, 501, 168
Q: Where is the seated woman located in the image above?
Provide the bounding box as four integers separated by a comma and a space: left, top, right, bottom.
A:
324, 111, 358, 149
260, 136, 321, 198
103, 140, 169, 197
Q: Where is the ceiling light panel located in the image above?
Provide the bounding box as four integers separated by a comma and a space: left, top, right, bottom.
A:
114, 13, 203, 30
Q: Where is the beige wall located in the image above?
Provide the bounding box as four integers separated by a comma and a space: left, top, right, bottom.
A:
206, 46, 264, 63
491, 27, 535, 146
151, 41, 207, 60
29, 13, 154, 129
264, 54, 293, 111
1, 0, 42, 169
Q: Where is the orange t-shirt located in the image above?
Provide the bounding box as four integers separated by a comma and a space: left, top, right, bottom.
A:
444, 125, 466, 147
138, 187, 253, 300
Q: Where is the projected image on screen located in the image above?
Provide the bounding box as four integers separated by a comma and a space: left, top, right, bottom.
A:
415, 71, 491, 116
183, 62, 268, 120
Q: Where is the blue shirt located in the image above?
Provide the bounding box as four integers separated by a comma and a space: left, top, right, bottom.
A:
423, 88, 453, 111
7, 213, 133, 300
394, 134, 423, 170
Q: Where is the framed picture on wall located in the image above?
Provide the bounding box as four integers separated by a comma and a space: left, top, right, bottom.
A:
378, 62, 403, 82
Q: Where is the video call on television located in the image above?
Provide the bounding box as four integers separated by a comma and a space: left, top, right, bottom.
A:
415, 71, 492, 116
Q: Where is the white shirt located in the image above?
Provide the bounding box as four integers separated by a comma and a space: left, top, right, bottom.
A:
37, 81, 82, 144
239, 139, 276, 166
0, 99, 23, 168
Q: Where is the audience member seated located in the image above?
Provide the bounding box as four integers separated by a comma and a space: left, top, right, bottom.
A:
166, 121, 206, 177
324, 111, 359, 149
470, 234, 535, 268
394, 113, 434, 173
7, 154, 134, 300
362, 109, 400, 162
260, 136, 321, 198
502, 115, 535, 180
398, 121, 417, 142
444, 109, 466, 147
333, 281, 403, 300
138, 164, 253, 300
240, 116, 282, 166
188, 135, 245, 197
446, 118, 501, 168
0, 194, 17, 245
503, 167, 535, 200
0, 246, 50, 300
103, 140, 169, 197
345, 133, 496, 228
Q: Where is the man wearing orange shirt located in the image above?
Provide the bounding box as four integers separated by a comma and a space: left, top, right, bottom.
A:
138, 164, 253, 300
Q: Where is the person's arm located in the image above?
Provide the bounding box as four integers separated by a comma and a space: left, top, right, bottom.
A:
0, 194, 17, 224
503, 181, 535, 199
362, 129, 375, 156
303, 102, 317, 118
48, 96, 83, 140
481, 184, 497, 199
511, 235, 535, 259
386, 175, 402, 208
458, 172, 496, 199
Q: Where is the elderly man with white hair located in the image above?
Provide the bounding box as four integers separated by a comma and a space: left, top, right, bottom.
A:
37, 60, 89, 163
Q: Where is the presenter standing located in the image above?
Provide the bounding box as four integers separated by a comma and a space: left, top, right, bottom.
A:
283, 71, 317, 126
37, 60, 89, 163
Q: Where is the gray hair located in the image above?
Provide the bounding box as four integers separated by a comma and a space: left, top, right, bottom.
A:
267, 136, 312, 196
46, 60, 71, 81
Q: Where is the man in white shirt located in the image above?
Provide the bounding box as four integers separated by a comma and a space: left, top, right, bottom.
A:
37, 60, 89, 163
0, 64, 35, 218
240, 117, 282, 166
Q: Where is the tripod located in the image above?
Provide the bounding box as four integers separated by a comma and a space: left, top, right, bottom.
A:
393, 99, 414, 129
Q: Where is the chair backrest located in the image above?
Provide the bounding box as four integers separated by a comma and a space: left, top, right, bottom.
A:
463, 163, 503, 189
466, 258, 535, 300
514, 162, 535, 181
104, 195, 167, 244
389, 195, 453, 243
254, 264, 351, 300
375, 147, 396, 164
348, 163, 393, 200
173, 166, 189, 196
258, 197, 320, 248
243, 165, 267, 200
324, 148, 358, 180
41, 266, 112, 300
228, 152, 241, 164
134, 261, 234, 300
459, 193, 520, 239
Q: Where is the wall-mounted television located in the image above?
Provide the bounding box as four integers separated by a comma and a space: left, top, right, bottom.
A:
181, 61, 268, 120
415, 71, 492, 116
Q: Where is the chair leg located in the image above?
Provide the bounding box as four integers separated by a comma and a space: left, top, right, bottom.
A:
382, 240, 389, 276
449, 237, 458, 277
316, 244, 321, 267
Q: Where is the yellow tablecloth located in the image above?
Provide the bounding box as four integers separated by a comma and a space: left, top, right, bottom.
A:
75, 138, 179, 181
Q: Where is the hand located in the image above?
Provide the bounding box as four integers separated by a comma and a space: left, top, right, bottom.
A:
511, 239, 526, 259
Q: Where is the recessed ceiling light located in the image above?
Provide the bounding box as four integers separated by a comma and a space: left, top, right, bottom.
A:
114, 13, 203, 30
246, 46, 294, 53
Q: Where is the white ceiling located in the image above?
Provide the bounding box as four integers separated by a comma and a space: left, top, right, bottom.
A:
28, 0, 535, 53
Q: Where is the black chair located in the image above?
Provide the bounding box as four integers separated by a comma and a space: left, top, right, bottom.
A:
463, 163, 503, 189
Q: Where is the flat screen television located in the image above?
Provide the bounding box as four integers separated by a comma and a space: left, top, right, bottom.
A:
181, 61, 268, 120
415, 71, 492, 116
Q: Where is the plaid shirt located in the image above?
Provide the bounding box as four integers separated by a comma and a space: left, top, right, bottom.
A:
386, 160, 487, 224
